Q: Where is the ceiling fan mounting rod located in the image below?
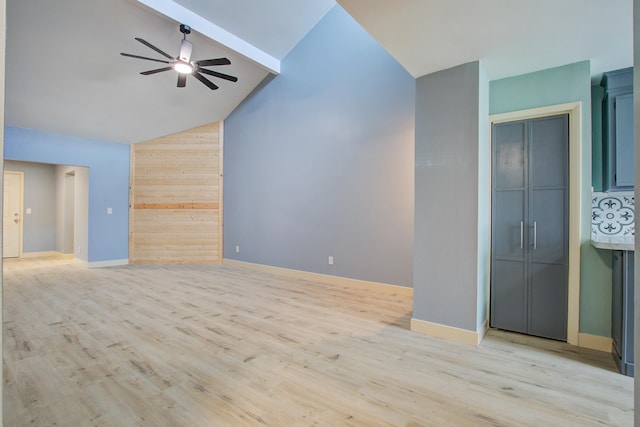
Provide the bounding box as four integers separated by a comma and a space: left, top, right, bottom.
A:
180, 24, 191, 38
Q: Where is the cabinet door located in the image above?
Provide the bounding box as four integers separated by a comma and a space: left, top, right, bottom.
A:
623, 251, 634, 374
611, 250, 623, 358
615, 93, 634, 187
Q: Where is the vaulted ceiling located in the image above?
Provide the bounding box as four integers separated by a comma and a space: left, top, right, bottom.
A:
5, 0, 633, 144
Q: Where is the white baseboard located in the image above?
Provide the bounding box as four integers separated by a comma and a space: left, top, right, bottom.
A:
88, 259, 129, 269
411, 318, 484, 346
477, 318, 489, 344
73, 258, 88, 266
21, 251, 71, 258
222, 258, 413, 296
578, 332, 612, 353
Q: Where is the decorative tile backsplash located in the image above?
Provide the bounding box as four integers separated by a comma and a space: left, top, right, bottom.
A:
592, 192, 634, 238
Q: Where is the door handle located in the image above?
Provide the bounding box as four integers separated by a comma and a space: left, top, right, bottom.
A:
533, 221, 537, 250
520, 221, 523, 249
14, 218, 19, 223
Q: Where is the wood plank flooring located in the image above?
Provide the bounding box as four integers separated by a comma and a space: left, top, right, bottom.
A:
3, 256, 634, 426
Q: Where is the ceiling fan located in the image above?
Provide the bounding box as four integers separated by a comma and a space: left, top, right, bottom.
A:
120, 24, 238, 90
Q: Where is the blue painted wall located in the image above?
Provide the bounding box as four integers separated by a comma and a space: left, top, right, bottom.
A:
490, 61, 611, 337
4, 126, 130, 263
224, 6, 415, 286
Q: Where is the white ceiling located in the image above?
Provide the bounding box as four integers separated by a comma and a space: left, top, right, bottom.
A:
5, 0, 634, 145
172, 0, 335, 60
5, 0, 279, 144
337, 0, 633, 81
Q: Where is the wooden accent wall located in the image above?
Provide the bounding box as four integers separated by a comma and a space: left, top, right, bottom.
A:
129, 122, 223, 264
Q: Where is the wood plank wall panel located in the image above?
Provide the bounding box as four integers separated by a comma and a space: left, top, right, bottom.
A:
130, 122, 222, 264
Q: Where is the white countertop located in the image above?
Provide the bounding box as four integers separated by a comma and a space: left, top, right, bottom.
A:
591, 235, 634, 251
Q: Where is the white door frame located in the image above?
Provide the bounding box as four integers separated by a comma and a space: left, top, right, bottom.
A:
489, 102, 582, 346
3, 170, 24, 259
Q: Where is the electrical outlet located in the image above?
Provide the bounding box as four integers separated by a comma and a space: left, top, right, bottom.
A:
328, 256, 334, 265
235, 246, 240, 253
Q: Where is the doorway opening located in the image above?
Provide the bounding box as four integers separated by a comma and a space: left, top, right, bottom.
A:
3, 171, 24, 258
2, 160, 89, 263
64, 171, 75, 255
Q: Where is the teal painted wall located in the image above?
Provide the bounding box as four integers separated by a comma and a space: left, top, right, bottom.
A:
490, 61, 611, 337
592, 85, 604, 192
587, 84, 612, 337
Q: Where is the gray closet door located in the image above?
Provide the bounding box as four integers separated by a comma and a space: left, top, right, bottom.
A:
491, 114, 568, 341
491, 120, 527, 334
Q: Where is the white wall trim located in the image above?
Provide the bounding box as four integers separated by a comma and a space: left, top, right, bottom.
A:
578, 333, 612, 353
88, 259, 130, 269
410, 318, 484, 346
223, 258, 413, 296
490, 101, 582, 346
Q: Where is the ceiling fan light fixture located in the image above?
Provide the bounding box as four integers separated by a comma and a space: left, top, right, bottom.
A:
121, 24, 237, 90
173, 61, 193, 74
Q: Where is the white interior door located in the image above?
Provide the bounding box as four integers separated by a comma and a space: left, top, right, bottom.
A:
3, 171, 23, 258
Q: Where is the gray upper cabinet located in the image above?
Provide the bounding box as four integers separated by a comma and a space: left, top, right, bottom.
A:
601, 67, 634, 191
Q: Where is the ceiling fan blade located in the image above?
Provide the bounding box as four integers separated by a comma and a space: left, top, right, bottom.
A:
199, 68, 238, 82
177, 74, 187, 88
121, 52, 170, 64
140, 67, 172, 75
135, 37, 174, 60
178, 39, 193, 63
193, 72, 219, 90
196, 58, 231, 67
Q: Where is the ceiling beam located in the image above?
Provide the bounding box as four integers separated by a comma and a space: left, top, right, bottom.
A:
136, 0, 280, 74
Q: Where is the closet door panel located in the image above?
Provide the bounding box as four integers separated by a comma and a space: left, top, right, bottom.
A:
530, 189, 566, 264
529, 263, 568, 340
530, 116, 568, 188
493, 121, 526, 189
491, 260, 527, 333
491, 120, 527, 333
492, 191, 525, 260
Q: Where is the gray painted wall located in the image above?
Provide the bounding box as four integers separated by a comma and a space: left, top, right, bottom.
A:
224, 6, 415, 286
414, 62, 484, 332
55, 165, 89, 261
4, 160, 55, 253
476, 65, 491, 330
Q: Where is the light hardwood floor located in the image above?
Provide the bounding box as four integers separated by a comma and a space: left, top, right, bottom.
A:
3, 256, 634, 426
